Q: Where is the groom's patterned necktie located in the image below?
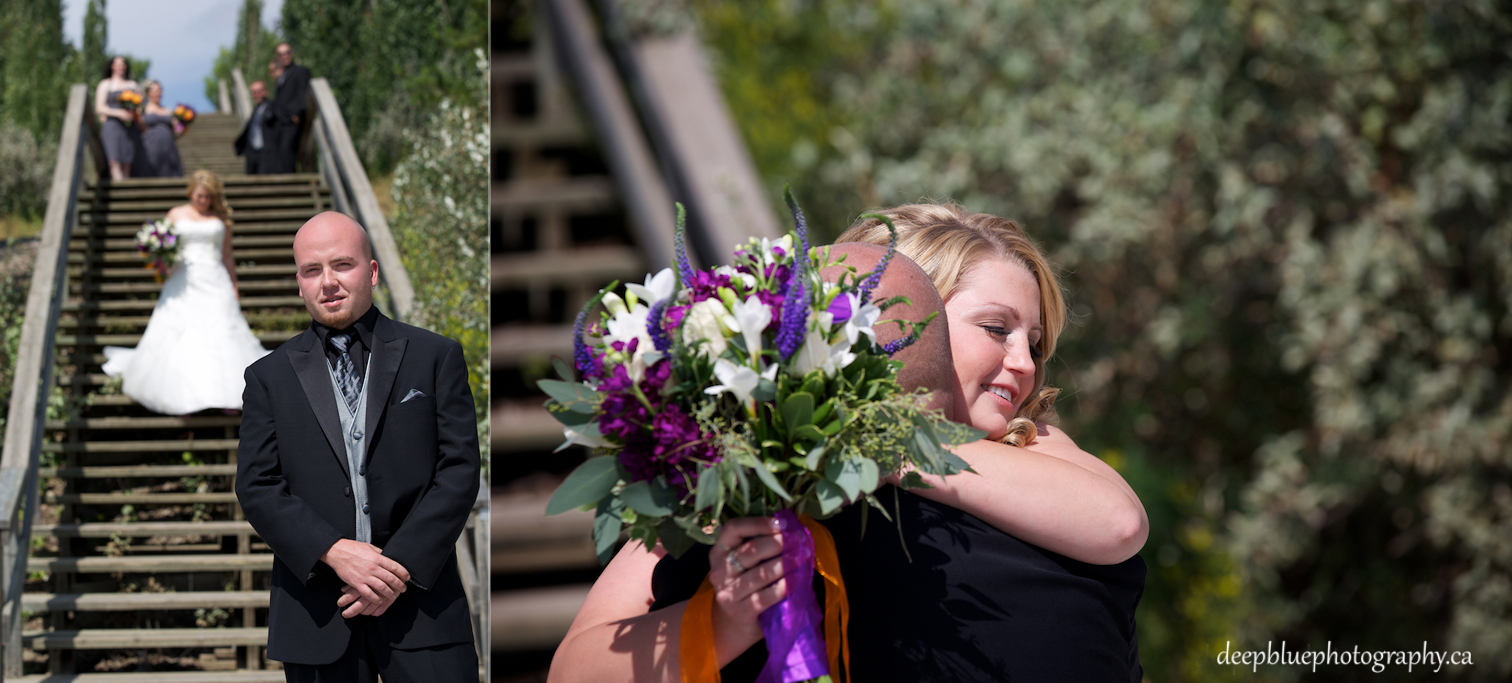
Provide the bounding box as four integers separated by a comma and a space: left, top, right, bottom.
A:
328, 333, 362, 414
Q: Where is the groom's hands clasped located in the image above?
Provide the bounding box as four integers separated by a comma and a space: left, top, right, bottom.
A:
320, 538, 411, 618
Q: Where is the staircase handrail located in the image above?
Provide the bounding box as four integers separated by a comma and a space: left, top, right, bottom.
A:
231, 68, 253, 123
306, 78, 415, 322
0, 82, 93, 678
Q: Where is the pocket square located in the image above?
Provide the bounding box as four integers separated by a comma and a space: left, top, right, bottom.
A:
401, 389, 427, 403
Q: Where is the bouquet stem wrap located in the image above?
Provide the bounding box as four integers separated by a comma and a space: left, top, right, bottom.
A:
680, 510, 850, 683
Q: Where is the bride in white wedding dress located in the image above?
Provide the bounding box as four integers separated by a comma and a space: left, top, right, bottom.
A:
103, 170, 270, 414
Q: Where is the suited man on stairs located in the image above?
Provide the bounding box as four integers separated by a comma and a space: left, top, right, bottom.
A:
236, 212, 479, 682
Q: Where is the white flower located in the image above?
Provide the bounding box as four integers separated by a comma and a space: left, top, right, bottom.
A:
601, 291, 628, 317
731, 296, 772, 360
602, 298, 662, 382
838, 293, 882, 345
704, 357, 779, 403
683, 299, 733, 358
790, 331, 831, 376
626, 267, 676, 305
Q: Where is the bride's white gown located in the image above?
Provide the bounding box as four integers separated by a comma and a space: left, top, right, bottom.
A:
102, 217, 271, 414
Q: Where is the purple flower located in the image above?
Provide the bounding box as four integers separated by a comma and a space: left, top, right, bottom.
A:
827, 293, 854, 324
664, 304, 688, 330
647, 298, 672, 352
674, 203, 694, 288
688, 270, 732, 303
784, 186, 811, 259
573, 309, 594, 378
775, 258, 808, 361
882, 334, 918, 356
857, 222, 897, 304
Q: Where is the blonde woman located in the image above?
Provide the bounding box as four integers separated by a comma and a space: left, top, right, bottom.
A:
103, 170, 270, 414
551, 204, 1148, 681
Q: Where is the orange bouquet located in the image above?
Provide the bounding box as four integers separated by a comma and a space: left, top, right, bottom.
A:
173, 104, 196, 125
117, 90, 142, 113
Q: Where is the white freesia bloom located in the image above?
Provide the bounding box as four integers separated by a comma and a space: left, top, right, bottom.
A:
704, 357, 779, 403
603, 301, 662, 382
626, 267, 676, 305
731, 296, 772, 360
601, 291, 628, 317
790, 331, 831, 376
838, 293, 882, 345
683, 299, 733, 358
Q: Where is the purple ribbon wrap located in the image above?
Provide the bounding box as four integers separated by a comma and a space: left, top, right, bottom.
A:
755, 509, 829, 683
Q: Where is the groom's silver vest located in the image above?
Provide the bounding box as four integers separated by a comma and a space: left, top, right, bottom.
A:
325, 359, 373, 543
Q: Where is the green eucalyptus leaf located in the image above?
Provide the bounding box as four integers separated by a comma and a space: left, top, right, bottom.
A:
898, 471, 934, 490
552, 357, 574, 382
694, 466, 721, 511
931, 418, 988, 446
752, 377, 778, 402
805, 443, 827, 471
622, 479, 674, 516
546, 457, 619, 515
749, 459, 793, 502
659, 519, 697, 559
858, 458, 880, 493
593, 498, 623, 565
815, 480, 846, 515
836, 459, 862, 500
793, 424, 826, 442
546, 404, 594, 427
538, 379, 600, 413
812, 398, 835, 425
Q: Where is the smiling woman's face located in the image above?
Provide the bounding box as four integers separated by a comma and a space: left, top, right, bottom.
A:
946, 257, 1043, 441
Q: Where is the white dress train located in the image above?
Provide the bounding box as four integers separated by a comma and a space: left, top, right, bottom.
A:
102, 217, 271, 414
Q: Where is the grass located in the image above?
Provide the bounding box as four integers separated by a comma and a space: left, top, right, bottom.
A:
0, 214, 43, 240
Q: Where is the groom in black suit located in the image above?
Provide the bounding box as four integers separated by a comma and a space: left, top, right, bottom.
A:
265, 42, 311, 174
236, 212, 479, 681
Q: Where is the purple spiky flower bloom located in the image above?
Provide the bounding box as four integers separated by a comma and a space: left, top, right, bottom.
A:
674, 203, 694, 288
775, 252, 808, 361
857, 217, 898, 304
882, 333, 918, 356
784, 186, 811, 258
573, 308, 594, 377
647, 297, 672, 352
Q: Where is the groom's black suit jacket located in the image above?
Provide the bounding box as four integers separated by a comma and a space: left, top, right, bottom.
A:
235, 310, 479, 665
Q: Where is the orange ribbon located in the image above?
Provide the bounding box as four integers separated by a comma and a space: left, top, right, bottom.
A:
679, 515, 851, 683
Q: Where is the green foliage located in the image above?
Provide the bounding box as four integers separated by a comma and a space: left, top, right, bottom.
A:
0, 0, 72, 143
0, 121, 56, 221
388, 49, 489, 468
279, 0, 487, 174
690, 0, 1512, 679
79, 0, 105, 87
203, 0, 282, 107
0, 241, 36, 450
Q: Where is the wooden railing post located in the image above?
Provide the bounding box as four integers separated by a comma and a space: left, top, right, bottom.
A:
1, 82, 89, 679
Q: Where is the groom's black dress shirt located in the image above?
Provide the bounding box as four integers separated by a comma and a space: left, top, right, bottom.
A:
311, 304, 378, 380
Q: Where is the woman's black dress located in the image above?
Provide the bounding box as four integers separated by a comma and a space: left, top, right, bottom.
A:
100, 89, 139, 166
651, 486, 1146, 682
139, 112, 183, 178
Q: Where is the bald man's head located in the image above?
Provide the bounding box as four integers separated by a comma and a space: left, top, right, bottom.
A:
821, 243, 964, 422
293, 212, 379, 329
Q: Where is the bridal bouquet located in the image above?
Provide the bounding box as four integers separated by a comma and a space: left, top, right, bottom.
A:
117, 90, 142, 113
542, 192, 981, 682
135, 219, 179, 283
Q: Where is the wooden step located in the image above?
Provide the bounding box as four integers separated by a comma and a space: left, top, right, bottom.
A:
29, 553, 272, 574
491, 585, 592, 651
35, 520, 254, 538
44, 416, 241, 431
23, 590, 268, 613
82, 209, 320, 225
42, 439, 239, 453
491, 324, 573, 365
68, 265, 293, 280
63, 295, 305, 312
23, 627, 268, 650
41, 492, 239, 505
68, 249, 293, 265
70, 236, 295, 251
59, 312, 306, 330
85, 197, 327, 213
40, 464, 239, 477
81, 221, 309, 238
69, 280, 297, 296
88, 174, 320, 190
492, 176, 618, 214
491, 245, 644, 290
14, 671, 286, 683
55, 329, 297, 347
491, 400, 563, 452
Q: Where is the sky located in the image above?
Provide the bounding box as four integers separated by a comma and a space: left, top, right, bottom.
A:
62, 0, 284, 113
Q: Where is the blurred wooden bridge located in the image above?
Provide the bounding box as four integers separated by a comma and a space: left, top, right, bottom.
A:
490, 0, 778, 678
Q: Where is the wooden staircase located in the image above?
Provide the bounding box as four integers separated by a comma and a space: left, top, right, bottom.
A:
19, 171, 329, 680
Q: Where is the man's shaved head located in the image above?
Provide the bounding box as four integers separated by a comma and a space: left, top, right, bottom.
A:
822, 243, 963, 422
293, 212, 379, 329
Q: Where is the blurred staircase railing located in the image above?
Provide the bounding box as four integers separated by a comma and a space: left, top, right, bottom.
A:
0, 82, 94, 678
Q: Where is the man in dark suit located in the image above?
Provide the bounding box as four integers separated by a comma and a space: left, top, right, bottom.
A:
265, 42, 311, 174
236, 212, 480, 681
234, 80, 271, 175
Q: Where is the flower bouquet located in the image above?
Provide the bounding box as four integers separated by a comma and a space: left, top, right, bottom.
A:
172, 103, 196, 134
541, 191, 982, 682
117, 89, 142, 114
135, 219, 179, 283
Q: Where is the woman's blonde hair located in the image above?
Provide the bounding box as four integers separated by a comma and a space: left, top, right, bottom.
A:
838, 203, 1066, 447
186, 170, 233, 225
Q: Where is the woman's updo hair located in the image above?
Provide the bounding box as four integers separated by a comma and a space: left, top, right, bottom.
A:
186, 170, 233, 225
838, 203, 1066, 447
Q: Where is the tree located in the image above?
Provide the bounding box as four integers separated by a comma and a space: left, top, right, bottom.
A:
203, 0, 281, 108
0, 0, 72, 141
78, 0, 106, 87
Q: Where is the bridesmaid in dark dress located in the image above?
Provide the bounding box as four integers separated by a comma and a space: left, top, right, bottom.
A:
94, 56, 141, 181
136, 81, 184, 178
550, 206, 1149, 681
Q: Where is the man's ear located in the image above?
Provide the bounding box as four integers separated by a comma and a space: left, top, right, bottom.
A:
369, 259, 380, 287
